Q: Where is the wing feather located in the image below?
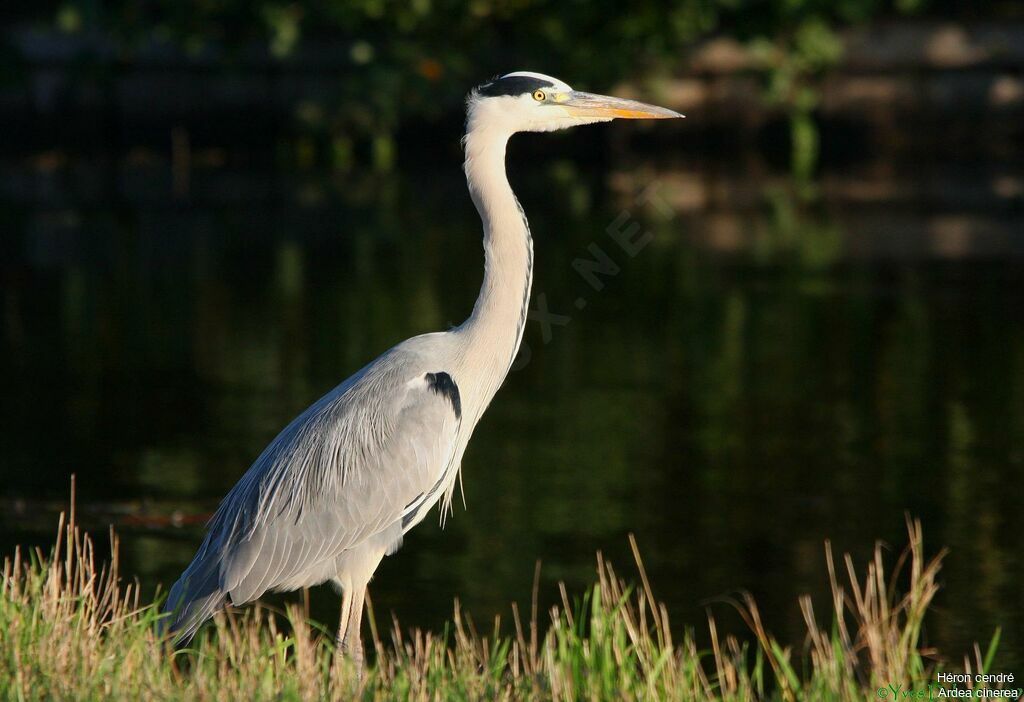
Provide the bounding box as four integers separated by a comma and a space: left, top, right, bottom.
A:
165, 337, 462, 641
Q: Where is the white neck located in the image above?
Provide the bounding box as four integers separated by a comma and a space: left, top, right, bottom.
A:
452, 121, 534, 420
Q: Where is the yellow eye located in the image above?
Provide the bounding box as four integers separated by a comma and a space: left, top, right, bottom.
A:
532, 90, 546, 102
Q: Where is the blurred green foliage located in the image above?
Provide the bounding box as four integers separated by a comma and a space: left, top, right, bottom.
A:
21, 0, 926, 167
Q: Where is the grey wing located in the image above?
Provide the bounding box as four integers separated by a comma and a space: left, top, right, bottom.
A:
164, 348, 462, 642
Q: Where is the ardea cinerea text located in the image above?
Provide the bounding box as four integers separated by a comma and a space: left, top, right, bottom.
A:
164, 71, 682, 669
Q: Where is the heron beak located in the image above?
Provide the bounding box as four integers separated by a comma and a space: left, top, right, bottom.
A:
557, 91, 684, 120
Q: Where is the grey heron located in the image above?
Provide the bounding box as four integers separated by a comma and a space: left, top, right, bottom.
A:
163, 71, 681, 668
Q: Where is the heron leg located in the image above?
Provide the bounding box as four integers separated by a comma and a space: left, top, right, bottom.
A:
332, 543, 385, 679
341, 584, 366, 676
334, 586, 353, 653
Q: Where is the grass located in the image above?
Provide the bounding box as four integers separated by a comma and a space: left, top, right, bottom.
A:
0, 492, 1009, 701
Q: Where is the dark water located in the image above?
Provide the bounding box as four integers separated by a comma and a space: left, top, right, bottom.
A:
1, 149, 1022, 669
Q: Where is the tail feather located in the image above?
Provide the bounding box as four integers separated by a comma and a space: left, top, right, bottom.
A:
163, 549, 227, 645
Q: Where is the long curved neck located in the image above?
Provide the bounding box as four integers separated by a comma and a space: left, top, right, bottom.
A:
454, 123, 534, 416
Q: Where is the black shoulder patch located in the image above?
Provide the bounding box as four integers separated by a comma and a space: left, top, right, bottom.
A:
477, 75, 554, 98
425, 372, 461, 419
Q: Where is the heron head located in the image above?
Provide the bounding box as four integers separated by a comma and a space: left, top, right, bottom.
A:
467, 71, 683, 135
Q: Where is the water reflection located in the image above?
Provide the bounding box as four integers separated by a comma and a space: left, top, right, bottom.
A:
1, 155, 1021, 668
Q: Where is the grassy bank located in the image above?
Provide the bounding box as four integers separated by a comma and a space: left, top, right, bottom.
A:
0, 501, 1006, 701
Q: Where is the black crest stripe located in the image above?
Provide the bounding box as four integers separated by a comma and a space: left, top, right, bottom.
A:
477, 75, 555, 98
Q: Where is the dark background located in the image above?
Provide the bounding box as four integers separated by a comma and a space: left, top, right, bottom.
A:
1, 0, 1022, 672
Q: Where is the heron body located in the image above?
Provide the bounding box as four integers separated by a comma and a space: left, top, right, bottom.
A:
164, 71, 681, 667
